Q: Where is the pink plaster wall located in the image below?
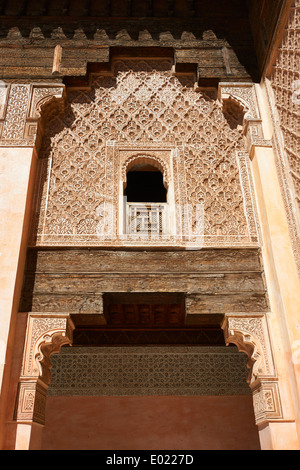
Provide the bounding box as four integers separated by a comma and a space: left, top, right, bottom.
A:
42, 395, 260, 450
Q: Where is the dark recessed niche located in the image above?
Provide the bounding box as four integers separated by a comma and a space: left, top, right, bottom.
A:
125, 170, 167, 203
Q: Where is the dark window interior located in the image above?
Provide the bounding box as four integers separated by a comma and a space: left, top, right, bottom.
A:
125, 170, 167, 203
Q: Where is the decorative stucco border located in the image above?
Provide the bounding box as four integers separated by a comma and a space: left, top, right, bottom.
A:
222, 313, 283, 425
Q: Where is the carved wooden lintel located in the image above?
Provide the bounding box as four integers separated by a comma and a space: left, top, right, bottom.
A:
14, 314, 74, 425
222, 313, 283, 425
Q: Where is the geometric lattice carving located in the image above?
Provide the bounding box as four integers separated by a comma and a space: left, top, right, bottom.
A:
271, 1, 300, 271
47, 346, 250, 397
31, 59, 260, 247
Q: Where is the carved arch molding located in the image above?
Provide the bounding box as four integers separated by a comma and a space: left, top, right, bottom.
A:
13, 313, 283, 427
14, 314, 74, 425
0, 82, 65, 148
222, 314, 283, 425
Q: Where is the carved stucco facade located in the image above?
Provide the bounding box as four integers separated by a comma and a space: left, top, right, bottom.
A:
0, 3, 300, 451
30, 60, 260, 248
268, 0, 300, 272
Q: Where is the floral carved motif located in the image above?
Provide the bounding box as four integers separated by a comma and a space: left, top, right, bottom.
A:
1, 84, 30, 141
0, 83, 65, 147
14, 380, 48, 425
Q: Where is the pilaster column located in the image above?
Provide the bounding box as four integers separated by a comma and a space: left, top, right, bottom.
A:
222, 313, 299, 450
219, 82, 300, 449
0, 82, 66, 449
13, 314, 74, 450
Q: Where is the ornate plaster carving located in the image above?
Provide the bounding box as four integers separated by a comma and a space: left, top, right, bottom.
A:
251, 380, 284, 425
0, 82, 66, 147
29, 85, 65, 120
222, 313, 283, 425
20, 314, 74, 383
1, 84, 31, 142
222, 314, 276, 383
218, 82, 272, 155
268, 0, 300, 274
218, 82, 260, 121
31, 59, 260, 248
121, 152, 170, 186
48, 346, 250, 397
14, 314, 74, 425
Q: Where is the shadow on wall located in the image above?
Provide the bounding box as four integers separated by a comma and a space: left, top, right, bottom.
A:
0, 0, 260, 81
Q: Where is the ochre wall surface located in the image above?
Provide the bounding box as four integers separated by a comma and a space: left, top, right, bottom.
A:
42, 395, 260, 450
